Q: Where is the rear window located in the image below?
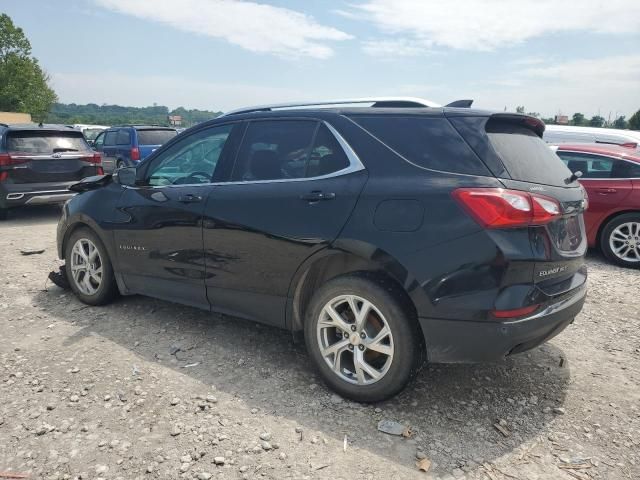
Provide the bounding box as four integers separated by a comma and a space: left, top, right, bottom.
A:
351, 116, 490, 176
137, 129, 177, 145
487, 120, 572, 186
6, 131, 89, 154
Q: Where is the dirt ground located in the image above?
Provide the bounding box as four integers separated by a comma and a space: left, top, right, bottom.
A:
1, 205, 639, 480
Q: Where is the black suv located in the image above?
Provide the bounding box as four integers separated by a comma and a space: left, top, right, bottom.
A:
56, 98, 588, 401
0, 124, 103, 220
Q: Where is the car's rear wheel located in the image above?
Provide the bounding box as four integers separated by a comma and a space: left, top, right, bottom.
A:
601, 213, 640, 269
304, 273, 421, 402
65, 227, 118, 305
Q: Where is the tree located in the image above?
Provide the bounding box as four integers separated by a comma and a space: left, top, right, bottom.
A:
516, 106, 525, 114
0, 14, 57, 121
629, 110, 640, 131
571, 113, 586, 126
613, 116, 627, 129
589, 115, 605, 128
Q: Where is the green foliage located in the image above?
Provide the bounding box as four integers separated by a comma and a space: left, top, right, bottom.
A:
571, 113, 586, 126
589, 115, 605, 128
541, 117, 556, 125
629, 110, 640, 131
613, 116, 627, 129
45, 103, 222, 127
0, 14, 57, 122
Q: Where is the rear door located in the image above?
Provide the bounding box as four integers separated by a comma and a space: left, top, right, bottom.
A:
3, 129, 99, 184
556, 151, 633, 240
202, 119, 367, 327
136, 128, 178, 160
112, 123, 239, 309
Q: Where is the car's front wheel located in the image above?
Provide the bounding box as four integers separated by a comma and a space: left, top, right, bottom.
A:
601, 213, 640, 269
65, 227, 118, 305
304, 273, 422, 402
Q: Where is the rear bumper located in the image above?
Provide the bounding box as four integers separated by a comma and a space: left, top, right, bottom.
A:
1, 182, 77, 208
419, 283, 586, 363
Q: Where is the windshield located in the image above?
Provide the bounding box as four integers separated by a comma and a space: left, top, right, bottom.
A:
6, 131, 90, 154
83, 128, 105, 141
137, 129, 177, 145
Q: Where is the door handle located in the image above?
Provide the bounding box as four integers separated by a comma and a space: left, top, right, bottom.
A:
178, 193, 203, 203
300, 191, 336, 202
595, 188, 617, 195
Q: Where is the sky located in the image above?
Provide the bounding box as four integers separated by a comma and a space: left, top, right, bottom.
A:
2, 0, 640, 118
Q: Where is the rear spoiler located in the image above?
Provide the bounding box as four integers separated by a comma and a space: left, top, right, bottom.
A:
445, 99, 474, 108
489, 113, 545, 138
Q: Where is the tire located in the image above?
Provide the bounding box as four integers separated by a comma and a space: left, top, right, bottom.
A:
64, 227, 118, 305
116, 160, 125, 170
600, 213, 640, 269
304, 272, 422, 402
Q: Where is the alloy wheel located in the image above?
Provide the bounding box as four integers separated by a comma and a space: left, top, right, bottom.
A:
70, 238, 103, 295
609, 222, 640, 263
316, 294, 394, 385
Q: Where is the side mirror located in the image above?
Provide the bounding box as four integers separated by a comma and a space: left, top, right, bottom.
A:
114, 166, 138, 187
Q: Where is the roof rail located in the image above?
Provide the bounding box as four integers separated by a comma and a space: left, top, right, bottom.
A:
222, 97, 441, 116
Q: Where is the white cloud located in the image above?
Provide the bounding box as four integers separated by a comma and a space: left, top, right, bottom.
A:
93, 0, 352, 59
479, 55, 640, 117
351, 0, 640, 53
50, 72, 312, 111
361, 39, 427, 57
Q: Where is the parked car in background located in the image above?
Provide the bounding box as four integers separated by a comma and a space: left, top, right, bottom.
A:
57, 98, 588, 401
554, 144, 640, 268
68, 124, 109, 147
0, 123, 102, 220
92, 125, 177, 172
544, 125, 640, 152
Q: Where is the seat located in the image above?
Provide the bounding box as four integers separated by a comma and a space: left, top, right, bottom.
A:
567, 160, 588, 174
250, 150, 282, 180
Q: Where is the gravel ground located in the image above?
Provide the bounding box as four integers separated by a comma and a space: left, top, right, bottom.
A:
0, 205, 639, 480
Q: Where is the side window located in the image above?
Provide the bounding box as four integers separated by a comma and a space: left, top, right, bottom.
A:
116, 129, 131, 145
104, 130, 117, 147
231, 120, 317, 181
306, 124, 350, 177
146, 124, 233, 186
613, 160, 640, 178
351, 115, 490, 175
93, 132, 105, 150
556, 152, 614, 179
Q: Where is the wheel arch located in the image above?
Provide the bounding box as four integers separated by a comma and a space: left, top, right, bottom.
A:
60, 216, 129, 294
286, 239, 427, 338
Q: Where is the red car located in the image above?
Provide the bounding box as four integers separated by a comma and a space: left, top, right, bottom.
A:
555, 144, 640, 268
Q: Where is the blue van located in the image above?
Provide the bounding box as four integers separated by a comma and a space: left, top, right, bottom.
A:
93, 125, 177, 172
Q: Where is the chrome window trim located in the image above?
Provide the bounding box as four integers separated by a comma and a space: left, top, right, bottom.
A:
557, 149, 640, 180
134, 120, 365, 189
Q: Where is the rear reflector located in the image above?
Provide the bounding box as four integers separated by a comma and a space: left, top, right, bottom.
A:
452, 188, 562, 228
491, 304, 539, 319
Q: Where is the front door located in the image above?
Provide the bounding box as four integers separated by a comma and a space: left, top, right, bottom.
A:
202, 119, 368, 326
112, 123, 238, 309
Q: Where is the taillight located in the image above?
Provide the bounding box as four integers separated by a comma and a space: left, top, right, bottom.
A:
492, 304, 539, 319
130, 147, 140, 161
96, 166, 104, 175
88, 153, 102, 164
621, 142, 638, 149
0, 153, 11, 167
452, 188, 562, 228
